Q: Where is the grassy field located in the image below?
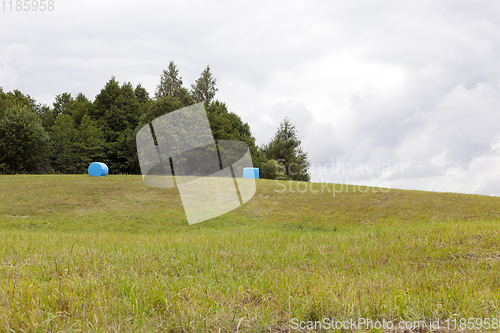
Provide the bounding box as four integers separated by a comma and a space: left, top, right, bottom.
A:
1, 175, 500, 332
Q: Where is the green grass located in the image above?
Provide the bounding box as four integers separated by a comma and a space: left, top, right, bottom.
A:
1, 175, 500, 332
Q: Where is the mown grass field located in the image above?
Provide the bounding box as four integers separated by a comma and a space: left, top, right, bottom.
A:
1, 175, 500, 332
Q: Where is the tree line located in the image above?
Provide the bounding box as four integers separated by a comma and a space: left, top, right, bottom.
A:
0, 61, 310, 181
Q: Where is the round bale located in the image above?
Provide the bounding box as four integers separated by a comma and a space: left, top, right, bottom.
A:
88, 162, 109, 177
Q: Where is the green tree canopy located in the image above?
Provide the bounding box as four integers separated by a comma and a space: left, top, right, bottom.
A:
0, 106, 50, 174
76, 114, 106, 166
261, 159, 287, 180
0, 89, 41, 118
263, 118, 310, 181
50, 114, 79, 173
0, 64, 267, 176
205, 101, 262, 169
92, 78, 143, 174
191, 65, 218, 105
53, 92, 73, 118
155, 61, 185, 100
137, 95, 184, 128
48, 111, 106, 174
134, 83, 150, 105
71, 93, 94, 126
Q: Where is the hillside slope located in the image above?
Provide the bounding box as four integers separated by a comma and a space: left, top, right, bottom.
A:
1, 175, 498, 231
1, 175, 499, 332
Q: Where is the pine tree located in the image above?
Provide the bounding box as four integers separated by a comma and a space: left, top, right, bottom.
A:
264, 118, 310, 181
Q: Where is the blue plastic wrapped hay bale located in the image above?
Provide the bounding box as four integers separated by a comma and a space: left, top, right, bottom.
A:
88, 162, 109, 177
243, 167, 259, 179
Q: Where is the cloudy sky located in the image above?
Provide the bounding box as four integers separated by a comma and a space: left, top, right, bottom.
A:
2, 0, 500, 195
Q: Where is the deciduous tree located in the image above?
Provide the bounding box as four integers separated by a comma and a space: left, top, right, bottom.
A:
0, 106, 50, 174
191, 65, 218, 105
155, 61, 184, 100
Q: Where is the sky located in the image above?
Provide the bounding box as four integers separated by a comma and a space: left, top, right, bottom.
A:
2, 0, 500, 195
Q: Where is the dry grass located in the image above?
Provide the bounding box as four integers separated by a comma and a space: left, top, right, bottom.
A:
0, 175, 499, 332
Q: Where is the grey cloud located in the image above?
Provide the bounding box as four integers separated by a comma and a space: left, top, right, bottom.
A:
268, 101, 314, 137
242, 101, 314, 146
